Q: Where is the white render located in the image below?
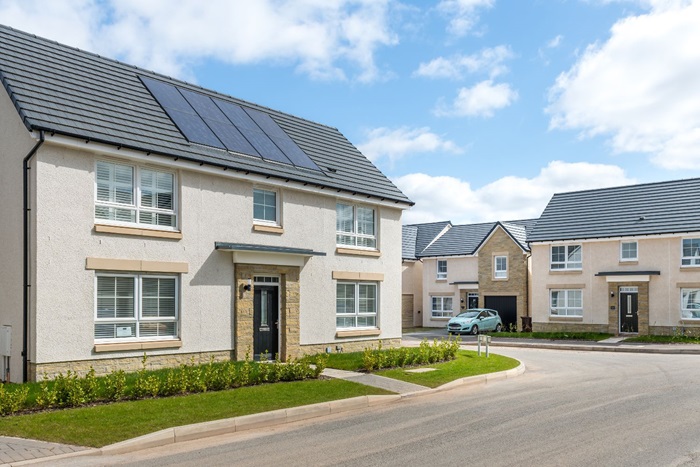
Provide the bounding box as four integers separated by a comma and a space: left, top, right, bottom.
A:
421, 256, 478, 327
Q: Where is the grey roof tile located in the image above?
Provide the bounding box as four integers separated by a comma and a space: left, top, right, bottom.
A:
0, 25, 411, 205
528, 178, 700, 242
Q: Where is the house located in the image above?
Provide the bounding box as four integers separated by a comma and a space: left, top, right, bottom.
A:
402, 219, 535, 329
0, 25, 412, 383
401, 221, 451, 327
528, 178, 700, 336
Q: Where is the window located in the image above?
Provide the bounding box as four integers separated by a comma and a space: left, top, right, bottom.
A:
431, 296, 453, 318
550, 245, 582, 270
336, 203, 376, 249
682, 239, 700, 266
620, 241, 638, 261
550, 289, 582, 316
336, 282, 378, 328
467, 292, 479, 309
494, 256, 508, 279
437, 260, 447, 280
95, 160, 176, 229
253, 188, 278, 224
681, 289, 700, 319
95, 274, 178, 341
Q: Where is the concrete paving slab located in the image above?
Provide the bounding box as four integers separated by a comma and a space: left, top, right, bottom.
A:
344, 374, 428, 394
0, 436, 88, 466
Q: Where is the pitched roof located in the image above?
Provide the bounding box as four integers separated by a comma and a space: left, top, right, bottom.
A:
419, 219, 536, 257
402, 221, 452, 260
0, 25, 411, 205
528, 177, 700, 242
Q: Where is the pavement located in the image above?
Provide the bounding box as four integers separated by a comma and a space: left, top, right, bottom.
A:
2, 335, 699, 466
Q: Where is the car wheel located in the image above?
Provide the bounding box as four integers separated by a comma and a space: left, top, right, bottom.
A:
495, 323, 502, 332
471, 325, 479, 335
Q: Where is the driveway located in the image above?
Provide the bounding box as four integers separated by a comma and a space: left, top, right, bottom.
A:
41, 348, 700, 466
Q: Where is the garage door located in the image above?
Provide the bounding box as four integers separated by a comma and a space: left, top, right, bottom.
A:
484, 296, 517, 329
401, 294, 414, 328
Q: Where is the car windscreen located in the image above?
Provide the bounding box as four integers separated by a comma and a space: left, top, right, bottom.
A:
457, 311, 479, 318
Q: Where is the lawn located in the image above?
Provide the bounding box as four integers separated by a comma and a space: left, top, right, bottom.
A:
377, 350, 519, 388
0, 379, 390, 447
491, 331, 612, 341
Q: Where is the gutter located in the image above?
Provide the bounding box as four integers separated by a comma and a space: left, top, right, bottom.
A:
22, 130, 45, 382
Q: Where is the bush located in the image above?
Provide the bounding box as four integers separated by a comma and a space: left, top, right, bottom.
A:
0, 384, 29, 415
362, 338, 460, 372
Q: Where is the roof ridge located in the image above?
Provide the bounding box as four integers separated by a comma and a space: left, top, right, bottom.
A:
0, 23, 340, 132
552, 177, 700, 198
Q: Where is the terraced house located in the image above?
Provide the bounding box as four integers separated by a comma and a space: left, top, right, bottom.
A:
0, 25, 411, 383
528, 179, 700, 336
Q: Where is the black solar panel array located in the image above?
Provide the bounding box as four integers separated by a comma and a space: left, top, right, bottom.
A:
141, 76, 320, 171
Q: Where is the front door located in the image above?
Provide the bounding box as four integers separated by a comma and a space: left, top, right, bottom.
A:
619, 287, 638, 333
253, 285, 279, 360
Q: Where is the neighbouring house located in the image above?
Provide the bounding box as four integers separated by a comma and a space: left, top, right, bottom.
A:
403, 219, 535, 329
0, 25, 412, 383
528, 178, 700, 336
401, 221, 451, 327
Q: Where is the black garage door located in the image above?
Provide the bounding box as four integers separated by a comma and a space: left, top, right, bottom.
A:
484, 296, 517, 329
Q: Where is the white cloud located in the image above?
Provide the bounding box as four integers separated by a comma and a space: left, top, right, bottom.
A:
434, 80, 518, 117
357, 127, 463, 163
395, 161, 635, 224
547, 1, 700, 169
546, 34, 563, 49
437, 0, 495, 37
414, 45, 513, 79
0, 0, 398, 82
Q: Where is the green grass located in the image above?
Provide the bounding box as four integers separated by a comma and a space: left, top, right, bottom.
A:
491, 331, 612, 341
0, 379, 390, 447
376, 350, 519, 388
623, 335, 700, 344
324, 352, 366, 371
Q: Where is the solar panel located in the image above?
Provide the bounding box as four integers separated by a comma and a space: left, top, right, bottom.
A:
168, 109, 225, 149
215, 100, 259, 131
180, 89, 227, 122
244, 128, 292, 165
141, 77, 192, 113
205, 119, 260, 157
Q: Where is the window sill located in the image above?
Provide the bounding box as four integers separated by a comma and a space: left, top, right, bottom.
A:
493, 277, 508, 281
549, 270, 583, 275
619, 260, 638, 265
548, 316, 583, 321
94, 224, 182, 240
335, 247, 381, 257
253, 224, 284, 234
680, 266, 700, 271
94, 339, 182, 353
336, 329, 381, 338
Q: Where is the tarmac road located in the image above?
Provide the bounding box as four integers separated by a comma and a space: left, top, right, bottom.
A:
41, 347, 700, 467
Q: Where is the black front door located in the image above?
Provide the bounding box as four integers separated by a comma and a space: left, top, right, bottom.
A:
254, 285, 279, 360
619, 288, 639, 333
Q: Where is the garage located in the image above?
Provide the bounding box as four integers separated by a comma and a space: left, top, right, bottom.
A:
484, 295, 517, 330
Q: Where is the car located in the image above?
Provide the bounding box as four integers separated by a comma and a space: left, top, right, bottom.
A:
447, 308, 503, 335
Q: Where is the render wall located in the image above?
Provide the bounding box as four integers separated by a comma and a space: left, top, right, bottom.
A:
530, 236, 700, 334
421, 256, 478, 327
0, 88, 38, 381
401, 260, 424, 325
28, 142, 404, 378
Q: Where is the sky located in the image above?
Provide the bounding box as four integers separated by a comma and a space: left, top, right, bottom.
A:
2, 0, 700, 225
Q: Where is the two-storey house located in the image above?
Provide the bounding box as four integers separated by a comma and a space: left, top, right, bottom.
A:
0, 25, 412, 382
528, 179, 700, 336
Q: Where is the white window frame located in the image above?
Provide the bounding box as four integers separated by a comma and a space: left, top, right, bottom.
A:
494, 255, 508, 279
681, 288, 700, 319
336, 281, 379, 329
550, 289, 583, 316
550, 244, 582, 270
431, 296, 453, 318
620, 241, 638, 262
253, 187, 280, 226
436, 260, 447, 280
681, 238, 700, 267
336, 203, 377, 250
95, 159, 178, 230
94, 273, 179, 342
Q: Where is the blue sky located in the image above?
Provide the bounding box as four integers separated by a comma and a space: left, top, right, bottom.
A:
3, 0, 700, 224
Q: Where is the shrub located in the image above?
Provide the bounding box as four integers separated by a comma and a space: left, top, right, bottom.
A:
103, 370, 126, 401
361, 338, 460, 371
0, 384, 29, 415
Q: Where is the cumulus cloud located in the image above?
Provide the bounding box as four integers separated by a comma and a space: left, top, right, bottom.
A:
414, 45, 513, 79
395, 161, 635, 224
0, 0, 397, 82
434, 80, 518, 117
437, 0, 494, 37
547, 1, 700, 169
357, 127, 463, 164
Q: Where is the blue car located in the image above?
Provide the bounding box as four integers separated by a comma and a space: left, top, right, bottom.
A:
447, 308, 503, 335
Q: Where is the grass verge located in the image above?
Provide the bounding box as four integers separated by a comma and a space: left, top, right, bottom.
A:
623, 335, 700, 344
491, 332, 612, 341
376, 350, 519, 388
0, 379, 390, 447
